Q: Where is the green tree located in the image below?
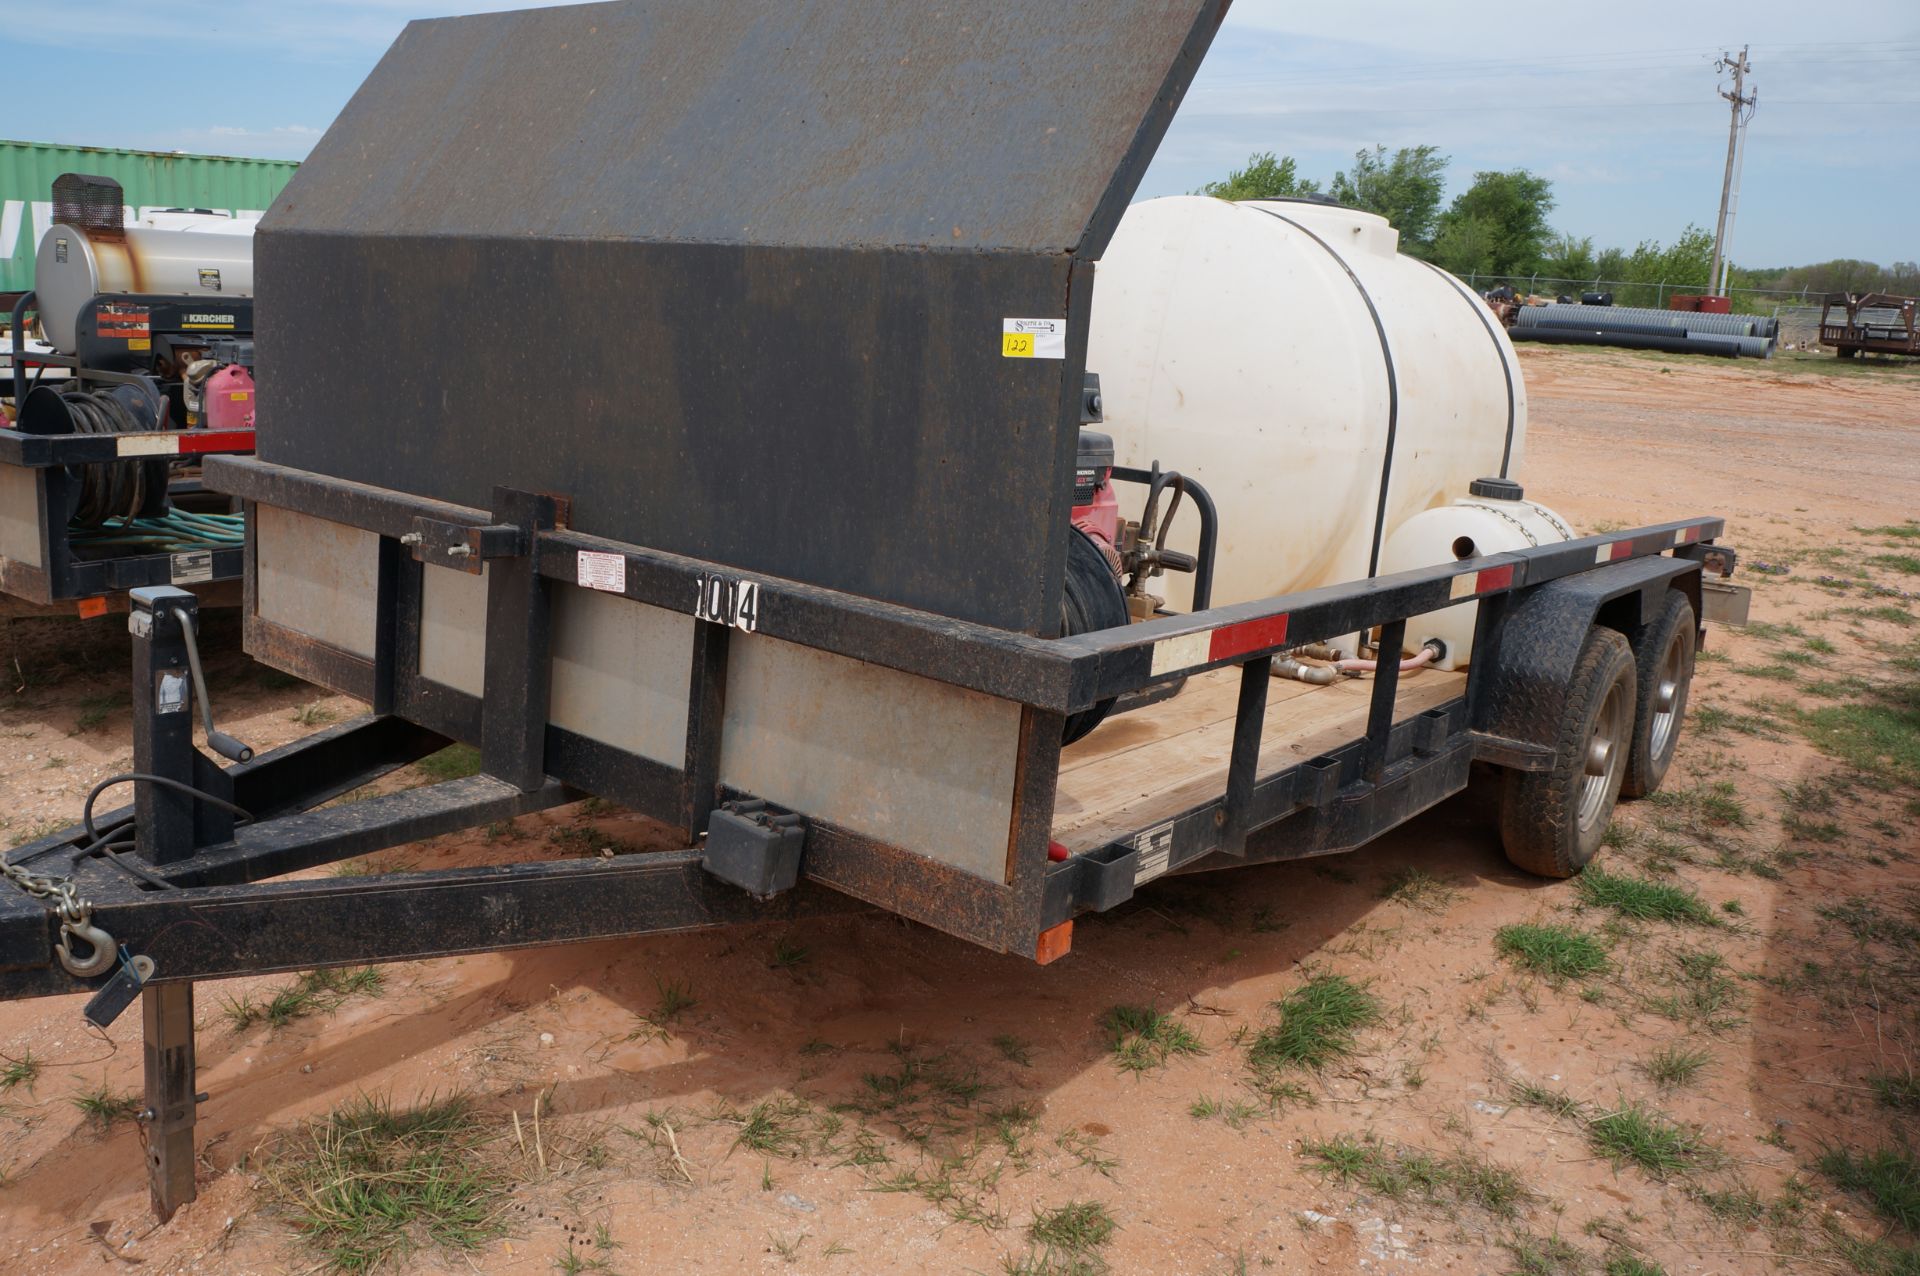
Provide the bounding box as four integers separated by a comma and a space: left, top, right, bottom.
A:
1199, 152, 1319, 201
1540, 234, 1597, 284
1434, 169, 1556, 278
1327, 144, 1448, 255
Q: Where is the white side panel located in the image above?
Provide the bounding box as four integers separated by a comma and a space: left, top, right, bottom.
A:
419, 563, 488, 695
548, 585, 693, 764
0, 465, 41, 568
255, 504, 379, 657
720, 633, 1024, 882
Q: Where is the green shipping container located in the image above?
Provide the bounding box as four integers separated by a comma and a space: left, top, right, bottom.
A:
0, 139, 298, 293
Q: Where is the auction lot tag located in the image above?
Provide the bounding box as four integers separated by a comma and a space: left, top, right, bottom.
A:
1002, 318, 1066, 359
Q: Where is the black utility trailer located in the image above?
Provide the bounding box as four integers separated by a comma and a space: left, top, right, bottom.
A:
0, 0, 1736, 1223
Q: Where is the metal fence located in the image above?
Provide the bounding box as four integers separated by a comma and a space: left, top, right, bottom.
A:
1462, 274, 1827, 315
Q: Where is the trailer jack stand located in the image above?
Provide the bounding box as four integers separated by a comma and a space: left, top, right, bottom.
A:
141, 982, 199, 1220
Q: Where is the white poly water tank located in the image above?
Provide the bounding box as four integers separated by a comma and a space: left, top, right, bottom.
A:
33, 222, 255, 353
1087, 196, 1529, 615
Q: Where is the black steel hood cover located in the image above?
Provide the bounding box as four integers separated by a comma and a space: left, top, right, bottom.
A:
257, 0, 1225, 633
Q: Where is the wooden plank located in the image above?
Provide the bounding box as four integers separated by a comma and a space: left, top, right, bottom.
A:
1052, 668, 1466, 851
1058, 670, 1322, 775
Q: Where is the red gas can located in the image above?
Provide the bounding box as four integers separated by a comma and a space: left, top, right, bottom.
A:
206, 364, 256, 431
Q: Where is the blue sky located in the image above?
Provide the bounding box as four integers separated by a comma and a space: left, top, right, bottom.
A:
5, 0, 1916, 267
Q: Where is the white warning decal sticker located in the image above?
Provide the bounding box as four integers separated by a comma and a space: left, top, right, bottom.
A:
169, 550, 214, 584
1001, 318, 1067, 359
576, 550, 626, 593
1132, 820, 1175, 885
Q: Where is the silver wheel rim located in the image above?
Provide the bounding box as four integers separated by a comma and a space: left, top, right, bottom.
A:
1578, 672, 1631, 830
1648, 627, 1687, 762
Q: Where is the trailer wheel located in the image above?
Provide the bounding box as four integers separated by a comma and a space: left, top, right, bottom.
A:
1499, 625, 1636, 878
1060, 525, 1130, 745
1621, 590, 1695, 799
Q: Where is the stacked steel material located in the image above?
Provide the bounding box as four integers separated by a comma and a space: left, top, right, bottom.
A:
1510, 303, 1778, 358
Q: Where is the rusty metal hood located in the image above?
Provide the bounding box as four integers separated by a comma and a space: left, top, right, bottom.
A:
254, 0, 1225, 634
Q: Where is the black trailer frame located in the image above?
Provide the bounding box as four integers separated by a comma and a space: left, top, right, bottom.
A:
0, 454, 1732, 1217
2, 292, 254, 610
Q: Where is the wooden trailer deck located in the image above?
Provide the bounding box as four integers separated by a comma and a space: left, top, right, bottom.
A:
1052, 666, 1468, 852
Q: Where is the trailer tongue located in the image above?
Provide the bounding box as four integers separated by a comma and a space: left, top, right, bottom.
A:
0, 0, 1736, 1225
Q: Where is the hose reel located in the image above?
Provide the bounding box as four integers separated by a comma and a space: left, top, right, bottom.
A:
17, 381, 172, 525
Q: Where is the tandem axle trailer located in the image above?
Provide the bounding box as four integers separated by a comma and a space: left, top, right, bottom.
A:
0, 0, 1746, 1225
0, 479, 1734, 1217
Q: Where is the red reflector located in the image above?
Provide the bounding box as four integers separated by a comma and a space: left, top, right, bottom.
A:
1035, 921, 1073, 965
1208, 613, 1290, 663
176, 429, 256, 455
1474, 564, 1514, 594
75, 596, 108, 619
1047, 840, 1070, 862
1609, 540, 1635, 562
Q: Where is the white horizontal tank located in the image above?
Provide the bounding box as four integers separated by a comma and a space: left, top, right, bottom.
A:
1087, 195, 1550, 639
33, 218, 255, 353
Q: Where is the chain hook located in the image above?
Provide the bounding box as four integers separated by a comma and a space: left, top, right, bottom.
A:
57, 920, 117, 977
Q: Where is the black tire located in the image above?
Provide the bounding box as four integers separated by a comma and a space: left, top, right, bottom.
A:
1060, 526, 1130, 745
1499, 625, 1637, 878
1621, 590, 1696, 799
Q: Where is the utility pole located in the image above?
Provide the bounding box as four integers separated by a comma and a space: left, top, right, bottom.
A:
1707, 46, 1756, 298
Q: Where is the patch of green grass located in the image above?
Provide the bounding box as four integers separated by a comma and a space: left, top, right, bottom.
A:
1806, 635, 1840, 655
1510, 1080, 1585, 1121
262, 1093, 504, 1273
1820, 897, 1920, 946
1640, 1044, 1713, 1090
1643, 949, 1744, 1031
1378, 866, 1461, 913
291, 701, 339, 727
1862, 522, 1920, 541
992, 1034, 1034, 1067
74, 691, 118, 732
1504, 1233, 1588, 1275
1827, 1226, 1920, 1276
770, 936, 809, 971
1495, 923, 1609, 980
1604, 1254, 1668, 1276
1796, 685, 1920, 788
1691, 1182, 1763, 1225
0, 1051, 39, 1092
652, 975, 695, 1021
1022, 1200, 1115, 1271
1299, 1133, 1530, 1218
1820, 1144, 1920, 1231
1577, 869, 1717, 926
1587, 1102, 1709, 1178
1872, 1072, 1920, 1112
224, 967, 386, 1032
1781, 810, 1844, 842
553, 1238, 614, 1274
416, 744, 482, 782
1871, 554, 1920, 576
732, 1097, 814, 1159
70, 1083, 140, 1129
1246, 974, 1382, 1075
1102, 1006, 1204, 1074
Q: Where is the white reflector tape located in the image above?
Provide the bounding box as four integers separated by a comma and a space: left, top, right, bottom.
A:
117, 435, 175, 457
1449, 573, 1477, 600
1149, 631, 1211, 677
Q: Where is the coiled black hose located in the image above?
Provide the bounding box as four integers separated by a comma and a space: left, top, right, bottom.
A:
61, 390, 154, 526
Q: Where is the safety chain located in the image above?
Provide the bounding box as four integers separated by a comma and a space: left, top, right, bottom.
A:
0, 856, 117, 977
